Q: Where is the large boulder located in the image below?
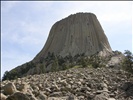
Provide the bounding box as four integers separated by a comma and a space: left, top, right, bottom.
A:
3, 82, 18, 95
94, 92, 109, 100
6, 92, 37, 100
67, 94, 78, 100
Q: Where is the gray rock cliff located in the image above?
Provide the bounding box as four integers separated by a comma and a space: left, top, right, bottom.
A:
33, 13, 112, 62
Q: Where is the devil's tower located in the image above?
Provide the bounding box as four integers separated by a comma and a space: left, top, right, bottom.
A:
3, 12, 114, 79
34, 13, 112, 62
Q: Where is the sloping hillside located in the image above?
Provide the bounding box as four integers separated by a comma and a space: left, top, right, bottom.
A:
1, 67, 133, 100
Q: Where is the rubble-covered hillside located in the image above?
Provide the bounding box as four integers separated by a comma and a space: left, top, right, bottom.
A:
1, 67, 133, 100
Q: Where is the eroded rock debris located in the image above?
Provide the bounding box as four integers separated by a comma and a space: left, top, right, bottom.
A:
1, 67, 133, 100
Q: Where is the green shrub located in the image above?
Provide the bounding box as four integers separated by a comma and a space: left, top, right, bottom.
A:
2, 71, 10, 81
2, 70, 18, 81
80, 57, 88, 67
122, 50, 133, 74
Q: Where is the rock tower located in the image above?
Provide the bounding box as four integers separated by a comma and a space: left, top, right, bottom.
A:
34, 12, 112, 62
3, 12, 114, 80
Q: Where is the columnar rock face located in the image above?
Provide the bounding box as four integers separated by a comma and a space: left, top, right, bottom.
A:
34, 13, 112, 62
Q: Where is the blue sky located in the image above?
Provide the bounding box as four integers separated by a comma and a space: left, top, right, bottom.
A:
1, 1, 132, 78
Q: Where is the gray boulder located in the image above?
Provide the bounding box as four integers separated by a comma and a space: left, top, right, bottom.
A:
0, 93, 7, 100
6, 92, 37, 100
94, 92, 109, 100
3, 82, 18, 95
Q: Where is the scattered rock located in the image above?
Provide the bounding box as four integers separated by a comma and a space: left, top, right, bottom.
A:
49, 92, 62, 97
37, 92, 47, 100
48, 97, 67, 100
108, 98, 116, 100
1, 67, 132, 99
17, 82, 29, 93
0, 93, 7, 100
94, 92, 109, 100
67, 94, 77, 100
6, 92, 30, 100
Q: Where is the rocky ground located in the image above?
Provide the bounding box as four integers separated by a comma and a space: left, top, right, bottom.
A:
1, 67, 133, 100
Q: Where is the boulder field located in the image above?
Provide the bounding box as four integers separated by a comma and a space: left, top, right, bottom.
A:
1, 67, 133, 100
